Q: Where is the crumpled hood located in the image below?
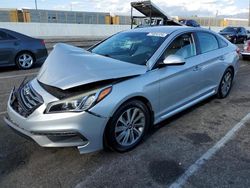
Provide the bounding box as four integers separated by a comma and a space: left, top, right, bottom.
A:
37, 43, 147, 90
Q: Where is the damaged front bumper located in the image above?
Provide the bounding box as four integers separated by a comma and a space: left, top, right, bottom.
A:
4, 79, 109, 154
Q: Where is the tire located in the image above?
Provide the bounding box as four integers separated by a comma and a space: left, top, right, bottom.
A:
233, 37, 237, 44
15, 52, 34, 70
217, 68, 234, 99
105, 100, 150, 152
243, 37, 247, 44
242, 55, 248, 60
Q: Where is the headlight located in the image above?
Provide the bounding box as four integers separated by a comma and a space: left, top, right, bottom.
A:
45, 86, 112, 113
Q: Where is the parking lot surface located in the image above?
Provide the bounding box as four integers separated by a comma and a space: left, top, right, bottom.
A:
0, 57, 250, 187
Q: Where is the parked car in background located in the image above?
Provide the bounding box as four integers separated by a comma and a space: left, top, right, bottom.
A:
241, 40, 250, 60
179, 19, 200, 27
219, 26, 247, 44
247, 30, 250, 39
0, 28, 47, 69
5, 26, 239, 154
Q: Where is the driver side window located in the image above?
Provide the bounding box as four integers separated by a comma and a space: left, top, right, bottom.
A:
163, 33, 196, 60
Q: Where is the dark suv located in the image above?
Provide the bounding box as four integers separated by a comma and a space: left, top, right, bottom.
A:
219, 26, 247, 44
179, 19, 200, 27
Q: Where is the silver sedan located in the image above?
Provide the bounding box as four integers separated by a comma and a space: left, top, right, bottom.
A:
5, 26, 239, 154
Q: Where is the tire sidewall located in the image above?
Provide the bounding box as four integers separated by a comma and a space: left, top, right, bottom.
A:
15, 52, 34, 70
233, 37, 237, 44
105, 100, 150, 152
217, 68, 233, 98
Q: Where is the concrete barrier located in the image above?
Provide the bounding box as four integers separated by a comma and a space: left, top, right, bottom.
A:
0, 22, 130, 38
1, 22, 250, 39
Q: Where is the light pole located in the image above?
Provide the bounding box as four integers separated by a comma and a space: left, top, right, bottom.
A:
35, 0, 38, 10
249, 0, 250, 26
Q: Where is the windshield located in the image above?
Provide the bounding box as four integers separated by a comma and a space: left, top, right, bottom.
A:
91, 32, 168, 65
222, 27, 237, 33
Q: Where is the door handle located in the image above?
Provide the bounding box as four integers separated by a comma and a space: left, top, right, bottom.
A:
219, 56, 225, 61
14, 41, 19, 46
193, 65, 200, 71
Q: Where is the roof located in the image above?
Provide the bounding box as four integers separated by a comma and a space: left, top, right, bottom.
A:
124, 26, 214, 35
131, 1, 170, 19
127, 26, 188, 33
0, 28, 32, 39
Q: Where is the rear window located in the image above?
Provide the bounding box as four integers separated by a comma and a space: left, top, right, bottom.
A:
217, 37, 228, 48
197, 32, 219, 53
0, 31, 15, 40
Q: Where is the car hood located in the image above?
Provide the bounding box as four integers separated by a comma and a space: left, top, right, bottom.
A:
37, 43, 147, 90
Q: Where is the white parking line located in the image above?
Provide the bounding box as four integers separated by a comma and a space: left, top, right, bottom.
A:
0, 72, 38, 80
0, 111, 7, 115
169, 112, 250, 188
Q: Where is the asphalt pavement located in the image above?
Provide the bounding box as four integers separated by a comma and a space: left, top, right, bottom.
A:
0, 52, 250, 188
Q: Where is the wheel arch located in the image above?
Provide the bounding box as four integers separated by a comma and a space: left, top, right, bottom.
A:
227, 65, 235, 78
15, 50, 36, 63
103, 95, 155, 149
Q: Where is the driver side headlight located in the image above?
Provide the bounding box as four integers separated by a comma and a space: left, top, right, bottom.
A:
45, 86, 112, 113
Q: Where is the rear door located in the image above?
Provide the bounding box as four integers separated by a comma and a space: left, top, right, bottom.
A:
0, 31, 19, 65
193, 31, 227, 95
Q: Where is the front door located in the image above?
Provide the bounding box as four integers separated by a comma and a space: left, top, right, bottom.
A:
156, 32, 202, 119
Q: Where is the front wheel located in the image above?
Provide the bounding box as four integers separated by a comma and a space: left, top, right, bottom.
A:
217, 68, 233, 98
105, 100, 150, 152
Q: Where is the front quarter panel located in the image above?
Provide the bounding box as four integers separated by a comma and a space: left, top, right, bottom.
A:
89, 70, 160, 120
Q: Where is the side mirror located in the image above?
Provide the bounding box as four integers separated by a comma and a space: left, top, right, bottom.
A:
162, 55, 185, 66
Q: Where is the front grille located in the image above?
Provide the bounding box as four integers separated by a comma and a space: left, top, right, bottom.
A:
11, 82, 43, 117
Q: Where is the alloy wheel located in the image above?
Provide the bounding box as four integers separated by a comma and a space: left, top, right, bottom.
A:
114, 107, 146, 147
221, 71, 232, 97
18, 53, 34, 69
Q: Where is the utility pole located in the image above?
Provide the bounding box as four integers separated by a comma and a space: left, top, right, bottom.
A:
249, 0, 250, 26
70, 3, 73, 11
35, 0, 38, 10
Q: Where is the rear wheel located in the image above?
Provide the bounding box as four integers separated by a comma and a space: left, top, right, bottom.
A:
15, 52, 34, 70
243, 37, 247, 44
217, 68, 233, 98
105, 100, 150, 152
233, 37, 237, 44
242, 55, 249, 60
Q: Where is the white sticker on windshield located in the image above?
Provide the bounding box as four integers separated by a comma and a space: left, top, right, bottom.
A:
147, 32, 167, 37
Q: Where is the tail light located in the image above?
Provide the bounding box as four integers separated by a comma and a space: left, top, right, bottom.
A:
236, 48, 240, 55
246, 41, 250, 51
41, 40, 45, 46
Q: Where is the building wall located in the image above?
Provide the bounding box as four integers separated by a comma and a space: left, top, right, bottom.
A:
22, 9, 110, 24
0, 10, 12, 22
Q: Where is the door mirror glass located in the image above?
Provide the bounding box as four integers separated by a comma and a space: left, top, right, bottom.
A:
163, 55, 185, 65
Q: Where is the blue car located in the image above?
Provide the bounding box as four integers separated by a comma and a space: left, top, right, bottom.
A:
0, 28, 48, 69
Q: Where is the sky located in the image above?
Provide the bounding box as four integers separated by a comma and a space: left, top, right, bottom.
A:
0, 0, 248, 17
